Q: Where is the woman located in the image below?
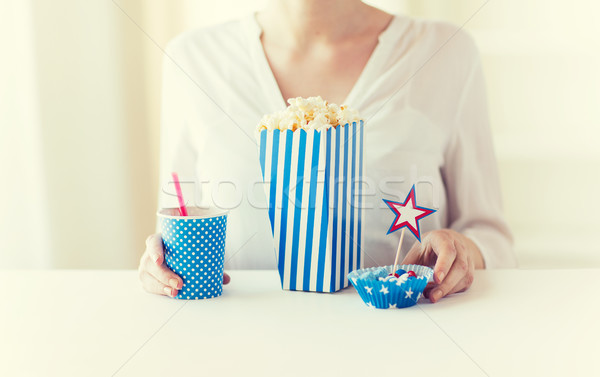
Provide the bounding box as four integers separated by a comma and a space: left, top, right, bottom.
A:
138, 0, 516, 302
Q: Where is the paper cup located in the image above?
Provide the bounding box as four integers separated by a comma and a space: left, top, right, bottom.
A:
348, 264, 433, 309
157, 207, 228, 300
258, 121, 365, 293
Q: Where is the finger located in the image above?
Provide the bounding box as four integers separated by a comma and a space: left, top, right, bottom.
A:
400, 240, 424, 266
434, 274, 474, 300
223, 272, 231, 285
446, 269, 475, 296
145, 233, 165, 266
422, 281, 437, 299
144, 254, 183, 290
423, 286, 434, 299
429, 235, 458, 284
429, 256, 469, 303
139, 270, 177, 297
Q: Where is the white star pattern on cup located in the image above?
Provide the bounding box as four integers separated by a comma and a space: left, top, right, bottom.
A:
161, 216, 227, 300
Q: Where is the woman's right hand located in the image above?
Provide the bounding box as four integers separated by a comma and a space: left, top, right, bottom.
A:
138, 233, 183, 297
138, 233, 231, 297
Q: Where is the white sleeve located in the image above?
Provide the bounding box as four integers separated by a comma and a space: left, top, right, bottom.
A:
441, 53, 517, 269
156, 43, 199, 227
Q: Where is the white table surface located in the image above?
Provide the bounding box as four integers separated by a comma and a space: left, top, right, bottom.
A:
1, 269, 599, 377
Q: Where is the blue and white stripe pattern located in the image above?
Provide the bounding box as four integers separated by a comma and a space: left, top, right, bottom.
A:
259, 121, 364, 292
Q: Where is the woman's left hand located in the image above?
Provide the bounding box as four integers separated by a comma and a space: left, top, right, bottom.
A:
401, 229, 485, 303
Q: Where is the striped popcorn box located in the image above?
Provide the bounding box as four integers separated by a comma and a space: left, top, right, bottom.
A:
259, 120, 365, 292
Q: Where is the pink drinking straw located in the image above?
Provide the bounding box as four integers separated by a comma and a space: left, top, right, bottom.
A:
171, 172, 188, 216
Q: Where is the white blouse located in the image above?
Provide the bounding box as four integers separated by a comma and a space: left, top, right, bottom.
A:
158, 14, 517, 269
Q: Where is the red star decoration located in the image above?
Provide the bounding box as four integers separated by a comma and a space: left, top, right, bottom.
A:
382, 185, 436, 242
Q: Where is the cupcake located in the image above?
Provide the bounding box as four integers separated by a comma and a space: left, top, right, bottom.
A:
348, 264, 433, 309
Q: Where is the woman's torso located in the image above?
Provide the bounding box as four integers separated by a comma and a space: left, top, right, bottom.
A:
161, 14, 479, 269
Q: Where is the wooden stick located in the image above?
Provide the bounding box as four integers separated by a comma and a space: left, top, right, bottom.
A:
392, 228, 405, 273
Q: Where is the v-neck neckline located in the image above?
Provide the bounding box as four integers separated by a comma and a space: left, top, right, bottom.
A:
245, 13, 404, 110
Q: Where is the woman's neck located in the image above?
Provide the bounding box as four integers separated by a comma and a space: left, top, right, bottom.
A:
257, 0, 386, 47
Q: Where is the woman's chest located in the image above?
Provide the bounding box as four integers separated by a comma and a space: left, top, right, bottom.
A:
193, 99, 448, 185
362, 105, 447, 211
261, 40, 379, 105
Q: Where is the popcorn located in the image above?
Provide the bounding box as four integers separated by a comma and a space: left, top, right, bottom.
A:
257, 96, 361, 133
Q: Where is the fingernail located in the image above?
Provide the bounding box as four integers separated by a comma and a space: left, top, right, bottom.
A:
432, 289, 442, 302
437, 272, 445, 282
153, 254, 160, 264
169, 279, 179, 289
163, 286, 173, 297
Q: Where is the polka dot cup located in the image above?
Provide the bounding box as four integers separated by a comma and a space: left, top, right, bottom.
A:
158, 207, 228, 300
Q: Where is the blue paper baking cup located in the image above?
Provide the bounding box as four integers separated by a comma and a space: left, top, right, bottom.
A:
348, 264, 433, 309
158, 207, 228, 300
